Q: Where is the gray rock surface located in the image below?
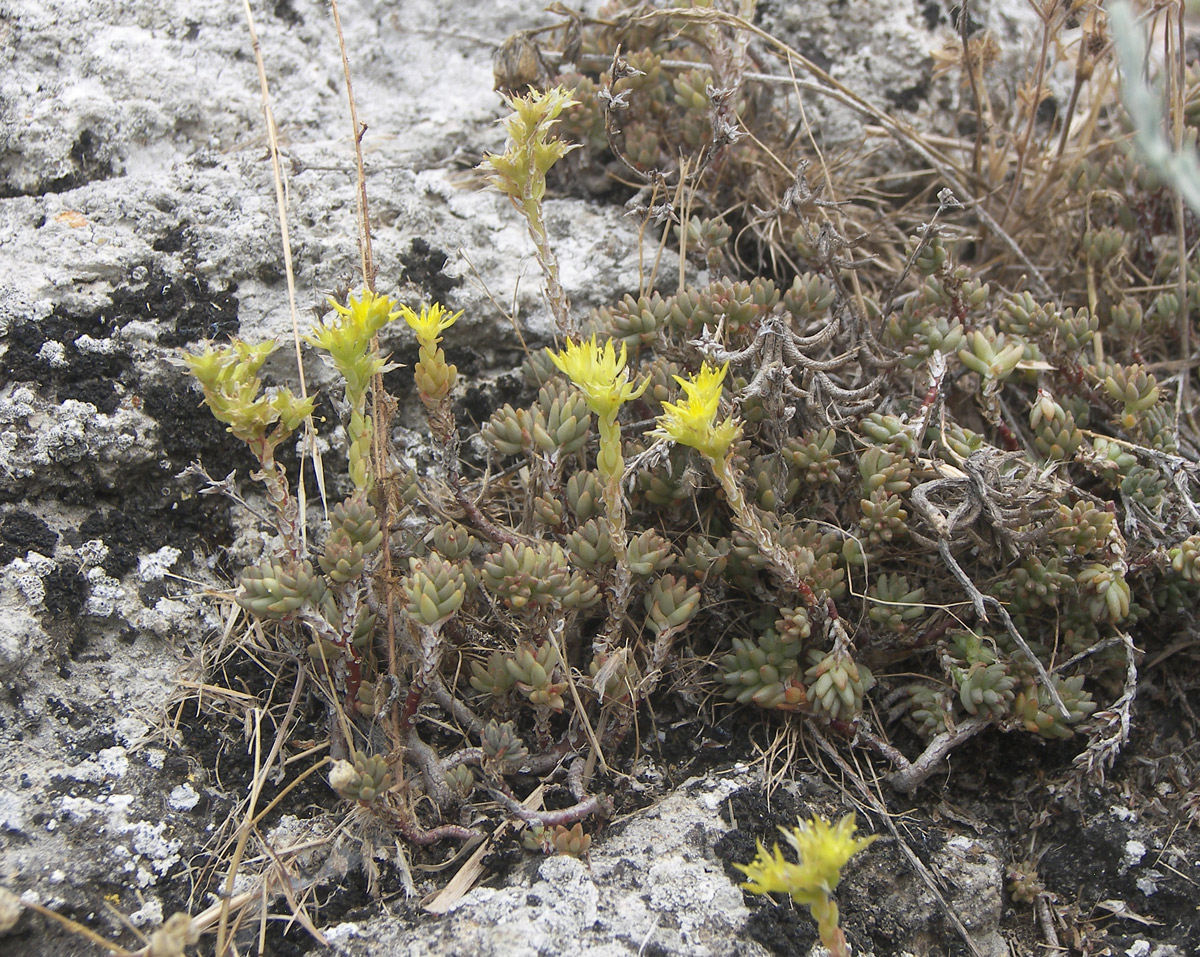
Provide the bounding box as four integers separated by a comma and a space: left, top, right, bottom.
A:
329, 775, 773, 957
1, 2, 674, 952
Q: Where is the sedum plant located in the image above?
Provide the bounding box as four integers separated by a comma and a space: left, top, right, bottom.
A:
178, 5, 1200, 920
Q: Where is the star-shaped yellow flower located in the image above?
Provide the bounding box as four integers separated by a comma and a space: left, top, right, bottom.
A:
400, 303, 462, 349
736, 813, 878, 906
651, 362, 742, 461
547, 335, 649, 420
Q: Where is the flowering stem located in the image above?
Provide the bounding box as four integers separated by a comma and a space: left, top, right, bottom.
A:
546, 334, 650, 656
812, 894, 850, 957
596, 412, 632, 656
480, 87, 581, 338
515, 195, 575, 338
709, 453, 820, 612
249, 450, 301, 560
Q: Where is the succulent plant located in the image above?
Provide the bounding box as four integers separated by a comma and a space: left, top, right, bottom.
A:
566, 469, 604, 521
805, 649, 875, 722
956, 661, 1017, 721
507, 641, 569, 711
469, 650, 519, 699
719, 628, 807, 711
566, 518, 616, 569
329, 751, 392, 804
404, 553, 468, 628
626, 527, 673, 576
481, 719, 530, 768
1012, 675, 1095, 739
523, 822, 592, 857
181, 0, 1200, 883
1169, 534, 1200, 582
644, 574, 701, 636
239, 558, 327, 618
482, 542, 598, 612
867, 573, 926, 635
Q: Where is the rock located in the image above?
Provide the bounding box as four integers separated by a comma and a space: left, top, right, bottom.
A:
331, 775, 768, 957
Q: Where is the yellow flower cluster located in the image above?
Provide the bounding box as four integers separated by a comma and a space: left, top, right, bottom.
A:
547, 335, 649, 420
481, 87, 580, 204
306, 289, 401, 397
736, 813, 877, 906
183, 339, 314, 448
400, 302, 462, 350
651, 362, 742, 461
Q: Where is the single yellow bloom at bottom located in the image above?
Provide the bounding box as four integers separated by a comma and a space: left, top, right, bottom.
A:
736, 813, 878, 906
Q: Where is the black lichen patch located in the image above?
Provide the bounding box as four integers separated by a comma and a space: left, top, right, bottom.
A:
177, 654, 331, 827
56, 130, 116, 193
401, 237, 460, 305
142, 273, 240, 347
948, 4, 984, 37
1, 308, 130, 414
36, 561, 90, 662
260, 868, 385, 957
165, 654, 413, 957
274, 391, 344, 492
0, 511, 59, 565
458, 370, 527, 428
78, 511, 142, 579
273, 0, 304, 27
36, 374, 245, 588
714, 786, 806, 869
1038, 796, 1200, 952
714, 786, 818, 957
742, 901, 818, 956
1, 265, 237, 420
41, 563, 86, 620
73, 484, 235, 581
138, 376, 250, 471
43, 694, 99, 732
92, 264, 240, 347
152, 225, 188, 254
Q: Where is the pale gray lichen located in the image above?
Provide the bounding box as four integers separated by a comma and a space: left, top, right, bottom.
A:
6, 554, 55, 606
138, 546, 181, 582
36, 340, 69, 368
85, 566, 125, 617
79, 539, 110, 568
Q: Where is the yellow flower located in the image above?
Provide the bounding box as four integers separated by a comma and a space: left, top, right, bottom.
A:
737, 839, 820, 903
306, 290, 404, 392
736, 813, 878, 906
182, 339, 314, 447
650, 362, 741, 461
400, 302, 462, 349
481, 87, 580, 202
321, 289, 400, 339
547, 335, 649, 420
